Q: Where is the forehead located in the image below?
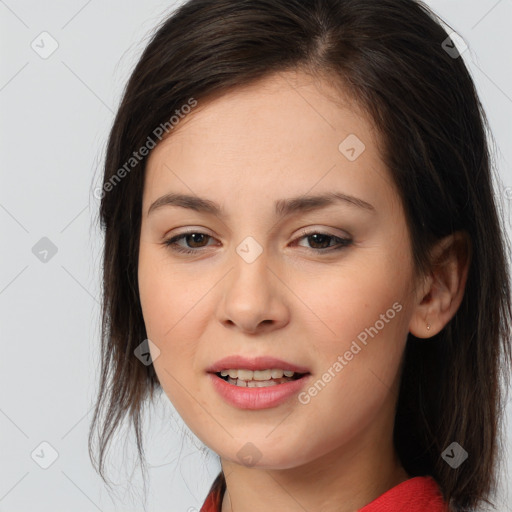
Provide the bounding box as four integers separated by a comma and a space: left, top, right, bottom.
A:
142, 70, 392, 213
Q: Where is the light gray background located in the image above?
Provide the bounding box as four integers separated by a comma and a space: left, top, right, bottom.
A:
1, 1, 511, 510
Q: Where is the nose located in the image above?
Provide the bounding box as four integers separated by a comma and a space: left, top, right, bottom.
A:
216, 247, 290, 334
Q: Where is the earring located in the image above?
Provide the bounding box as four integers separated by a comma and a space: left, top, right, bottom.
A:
426, 323, 431, 331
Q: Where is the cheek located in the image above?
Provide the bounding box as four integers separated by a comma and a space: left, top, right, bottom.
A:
292, 255, 411, 414
138, 243, 205, 339
138, 263, 201, 420
137, 244, 208, 390
280, 270, 410, 458
296, 258, 409, 351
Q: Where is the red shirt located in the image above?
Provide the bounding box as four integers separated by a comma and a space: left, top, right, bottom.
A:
200, 474, 449, 511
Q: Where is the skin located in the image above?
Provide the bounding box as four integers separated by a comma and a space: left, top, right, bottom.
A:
138, 70, 469, 511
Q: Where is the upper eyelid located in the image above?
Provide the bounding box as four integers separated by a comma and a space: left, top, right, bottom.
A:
166, 226, 350, 241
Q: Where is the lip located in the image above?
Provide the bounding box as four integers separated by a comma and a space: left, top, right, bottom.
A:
205, 355, 310, 373
207, 372, 312, 410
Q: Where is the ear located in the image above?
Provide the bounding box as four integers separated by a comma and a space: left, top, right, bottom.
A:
409, 231, 471, 339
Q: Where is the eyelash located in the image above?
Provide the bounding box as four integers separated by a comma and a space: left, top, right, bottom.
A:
162, 229, 353, 255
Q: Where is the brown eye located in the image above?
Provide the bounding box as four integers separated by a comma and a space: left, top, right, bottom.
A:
163, 232, 216, 254
295, 231, 352, 252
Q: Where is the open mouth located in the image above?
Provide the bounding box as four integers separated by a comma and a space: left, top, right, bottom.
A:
214, 371, 309, 388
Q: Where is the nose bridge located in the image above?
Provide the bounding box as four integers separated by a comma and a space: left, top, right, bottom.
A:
229, 236, 272, 303
218, 235, 289, 332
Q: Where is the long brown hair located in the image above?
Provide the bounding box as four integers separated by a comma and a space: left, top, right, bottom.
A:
89, 1, 512, 510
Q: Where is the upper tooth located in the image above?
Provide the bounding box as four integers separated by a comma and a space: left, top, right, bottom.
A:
239, 369, 258, 380
219, 368, 296, 380
253, 369, 272, 380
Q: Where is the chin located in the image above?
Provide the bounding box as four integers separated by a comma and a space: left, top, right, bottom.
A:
215, 439, 311, 470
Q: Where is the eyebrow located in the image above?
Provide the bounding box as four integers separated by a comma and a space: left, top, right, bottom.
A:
147, 191, 375, 218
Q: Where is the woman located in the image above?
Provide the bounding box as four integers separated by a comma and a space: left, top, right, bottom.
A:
89, 1, 512, 510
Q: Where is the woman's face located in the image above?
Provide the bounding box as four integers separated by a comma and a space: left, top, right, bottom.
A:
138, 70, 419, 470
